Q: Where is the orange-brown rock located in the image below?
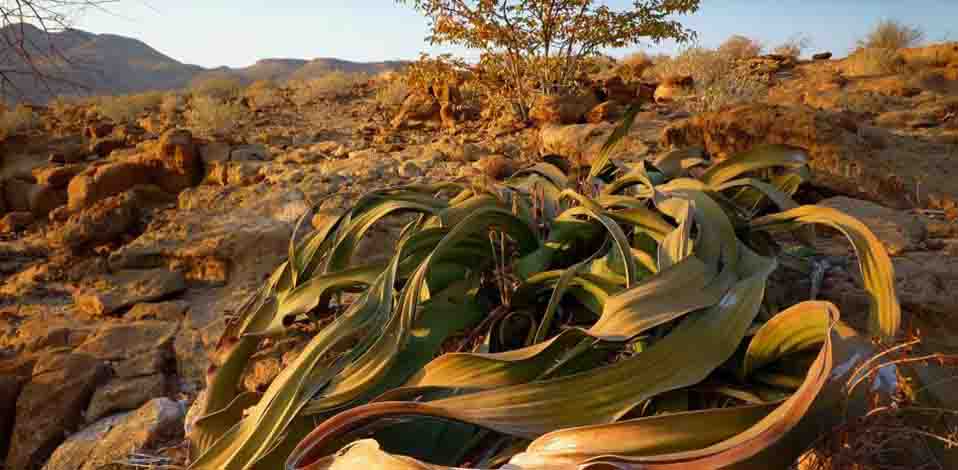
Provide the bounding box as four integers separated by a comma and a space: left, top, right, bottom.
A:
900, 41, 958, 67
391, 91, 440, 129
67, 161, 154, 211
529, 92, 600, 126
32, 164, 85, 189
654, 75, 694, 103
586, 101, 623, 123
150, 128, 201, 192
661, 103, 958, 209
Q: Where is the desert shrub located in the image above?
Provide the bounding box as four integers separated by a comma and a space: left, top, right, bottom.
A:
374, 77, 410, 110
186, 95, 243, 135
0, 104, 39, 135
773, 33, 812, 59
645, 46, 736, 86
400, 0, 700, 118
96, 91, 163, 123
718, 34, 763, 61
244, 79, 286, 109
845, 47, 906, 76
859, 19, 925, 50
290, 71, 368, 105
691, 70, 769, 112
619, 51, 653, 80
160, 91, 183, 115
191, 75, 244, 100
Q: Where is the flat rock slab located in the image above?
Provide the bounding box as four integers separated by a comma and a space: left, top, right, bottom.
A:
73, 269, 186, 316
819, 196, 928, 255
42, 398, 184, 470
85, 374, 168, 424
75, 321, 178, 362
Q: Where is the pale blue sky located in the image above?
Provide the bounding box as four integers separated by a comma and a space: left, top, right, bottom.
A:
74, 1, 958, 68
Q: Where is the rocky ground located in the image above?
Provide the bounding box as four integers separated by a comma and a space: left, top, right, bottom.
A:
1, 44, 957, 469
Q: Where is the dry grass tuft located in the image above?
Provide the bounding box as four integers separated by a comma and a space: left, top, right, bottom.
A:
859, 20, 925, 50
186, 95, 243, 136
844, 48, 906, 77
160, 92, 183, 115
0, 104, 40, 135
797, 340, 958, 470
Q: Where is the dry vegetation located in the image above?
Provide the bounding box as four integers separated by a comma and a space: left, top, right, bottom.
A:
186, 94, 243, 136
859, 19, 926, 50
845, 47, 907, 77
95, 91, 164, 123
290, 70, 368, 105
0, 104, 39, 135
774, 33, 812, 59
190, 75, 244, 100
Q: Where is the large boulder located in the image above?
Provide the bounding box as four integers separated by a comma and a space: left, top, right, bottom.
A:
67, 161, 154, 211
530, 92, 600, 126
50, 190, 141, 249
72, 269, 186, 317
654, 75, 694, 104
85, 374, 168, 423
391, 91, 440, 129
149, 129, 201, 193
42, 398, 184, 470
5, 352, 110, 470
540, 122, 649, 167
661, 103, 958, 210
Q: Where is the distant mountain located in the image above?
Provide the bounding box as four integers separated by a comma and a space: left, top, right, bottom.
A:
0, 24, 406, 103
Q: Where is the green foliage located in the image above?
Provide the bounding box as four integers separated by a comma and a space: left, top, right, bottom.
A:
187, 109, 902, 470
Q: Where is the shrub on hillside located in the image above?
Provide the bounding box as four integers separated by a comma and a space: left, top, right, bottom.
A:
96, 91, 164, 123
0, 104, 40, 135
692, 71, 769, 112
375, 77, 410, 110
644, 47, 735, 86
244, 79, 286, 109
859, 20, 924, 50
773, 33, 812, 59
844, 47, 906, 77
718, 35, 763, 61
290, 71, 368, 105
191, 75, 244, 100
186, 95, 243, 136
160, 91, 183, 115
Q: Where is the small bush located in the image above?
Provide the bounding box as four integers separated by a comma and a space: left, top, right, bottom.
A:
375, 77, 410, 110
0, 104, 40, 135
191, 75, 244, 100
690, 71, 769, 112
859, 20, 924, 50
619, 52, 653, 80
244, 80, 286, 109
718, 35, 763, 61
845, 47, 906, 77
96, 91, 163, 123
290, 71, 368, 105
186, 95, 243, 136
644, 47, 736, 87
160, 92, 183, 115
773, 34, 812, 59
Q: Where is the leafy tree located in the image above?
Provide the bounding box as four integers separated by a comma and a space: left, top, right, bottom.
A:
399, 0, 700, 116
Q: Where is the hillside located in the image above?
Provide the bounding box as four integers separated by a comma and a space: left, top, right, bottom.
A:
0, 24, 405, 102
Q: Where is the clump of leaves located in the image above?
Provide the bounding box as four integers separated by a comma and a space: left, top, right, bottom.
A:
183, 106, 916, 470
